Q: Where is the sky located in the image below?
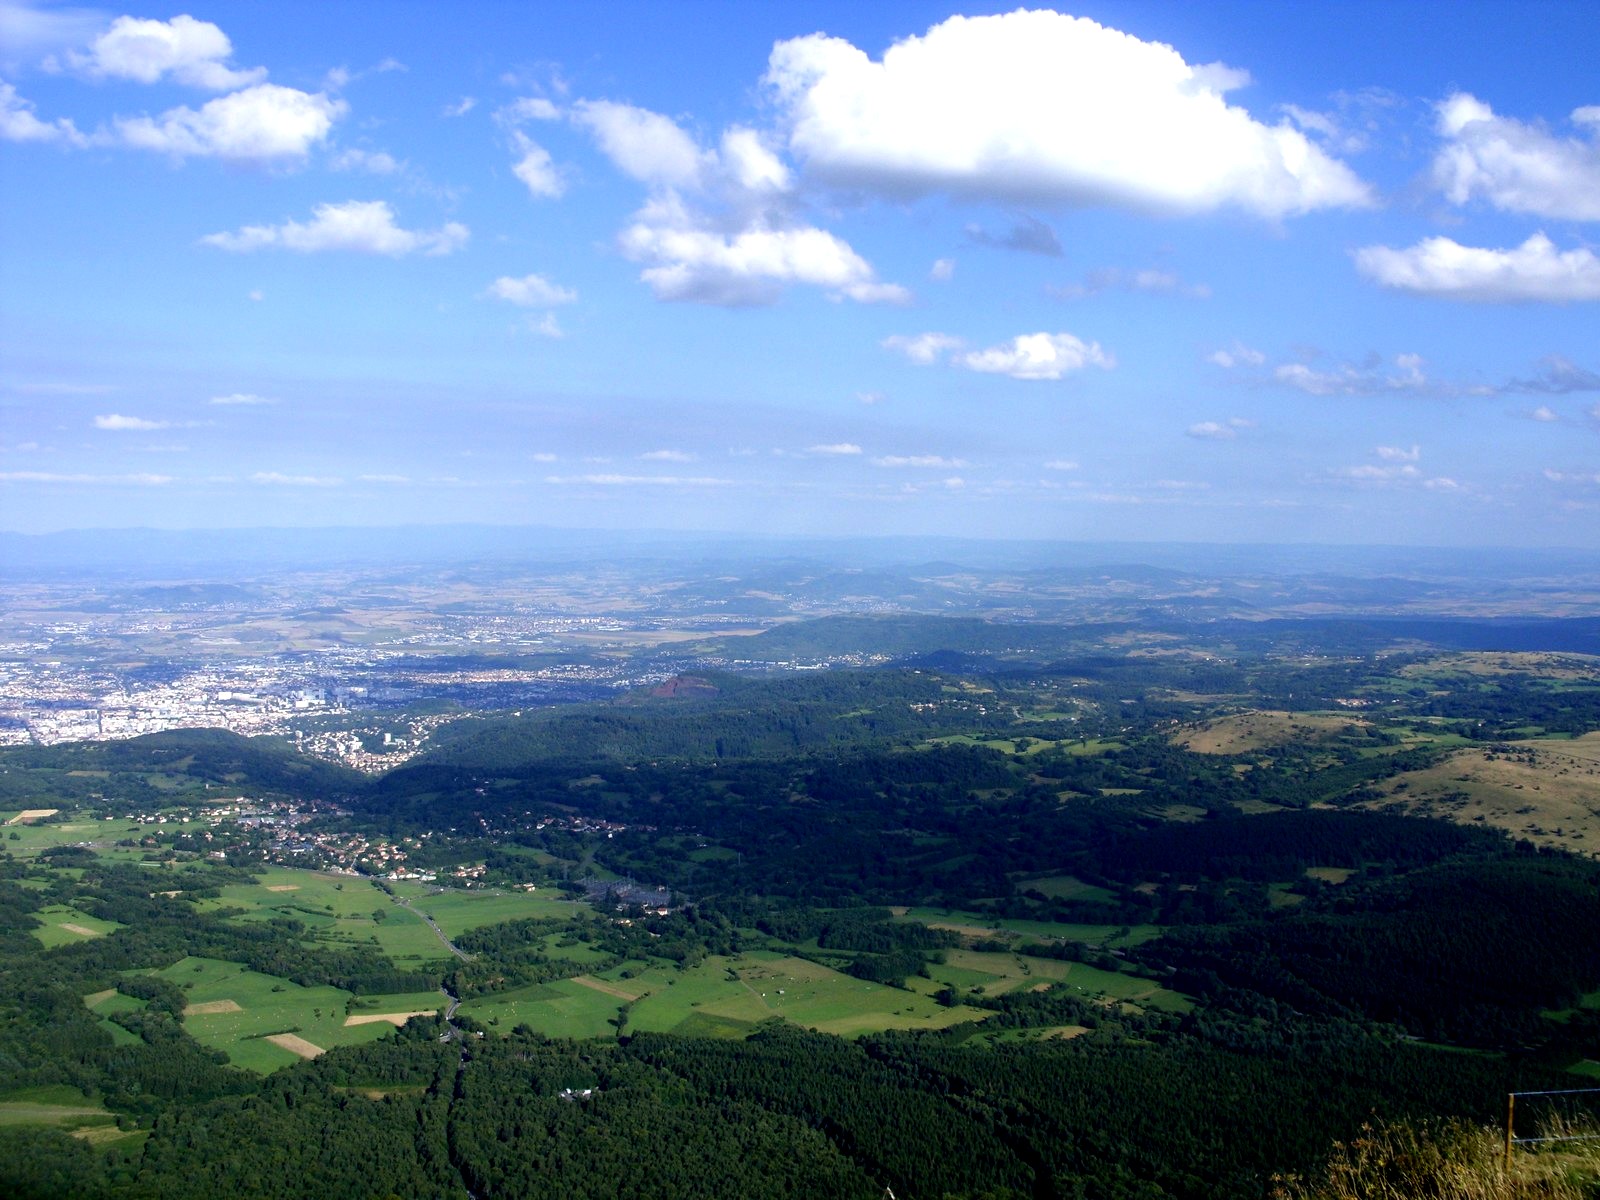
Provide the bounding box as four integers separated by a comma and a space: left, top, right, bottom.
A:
1, 0, 1597, 546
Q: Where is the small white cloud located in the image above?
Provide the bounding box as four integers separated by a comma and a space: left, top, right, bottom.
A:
1275, 354, 1435, 397
957, 332, 1113, 380
809, 443, 862, 456
528, 313, 563, 339
1207, 341, 1266, 368
882, 332, 964, 365
621, 196, 906, 306
330, 147, 401, 174
499, 96, 560, 122
94, 413, 166, 431
1336, 446, 1427, 484
201, 200, 468, 256
486, 273, 577, 307
0, 80, 86, 146
116, 84, 345, 161
510, 131, 565, 198
443, 96, 477, 118
1529, 405, 1561, 422
1376, 444, 1421, 462
1432, 93, 1600, 221
942, 477, 965, 489
640, 449, 693, 462
929, 258, 955, 281
1423, 476, 1461, 491
1052, 265, 1210, 300
1545, 468, 1600, 486
247, 289, 263, 302
69, 15, 266, 90
1355, 233, 1600, 303
1187, 421, 1236, 440
209, 392, 275, 406
358, 473, 411, 484
1043, 459, 1079, 471
856, 391, 885, 406
873, 454, 968, 468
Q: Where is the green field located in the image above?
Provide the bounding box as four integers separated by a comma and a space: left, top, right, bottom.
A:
0, 1085, 142, 1147
391, 886, 586, 940
895, 906, 1162, 947
1014, 873, 1116, 901
898, 946, 1190, 1013
140, 956, 438, 1073
193, 867, 457, 966
31, 904, 123, 948
926, 734, 1124, 757
460, 951, 989, 1040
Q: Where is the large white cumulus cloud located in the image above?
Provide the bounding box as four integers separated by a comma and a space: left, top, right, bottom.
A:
764, 9, 1372, 217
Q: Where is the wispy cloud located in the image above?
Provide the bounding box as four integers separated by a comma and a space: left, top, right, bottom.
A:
0, 471, 173, 485
872, 455, 969, 468
202, 200, 467, 256
252, 471, 342, 486
94, 413, 167, 431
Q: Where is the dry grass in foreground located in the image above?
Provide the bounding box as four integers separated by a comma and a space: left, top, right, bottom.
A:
1273, 1119, 1600, 1200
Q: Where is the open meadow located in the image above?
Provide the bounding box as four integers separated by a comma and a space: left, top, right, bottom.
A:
1369, 733, 1600, 854
130, 955, 443, 1073
459, 950, 990, 1040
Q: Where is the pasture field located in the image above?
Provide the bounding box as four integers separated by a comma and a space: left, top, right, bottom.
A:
905, 947, 1191, 1013
140, 956, 427, 1073
460, 952, 987, 1040
927, 734, 1122, 758
31, 904, 122, 948
1174, 711, 1375, 755
0, 813, 110, 855
1013, 873, 1115, 902
1396, 652, 1600, 683
0, 810, 217, 865
894, 906, 1162, 947
194, 867, 452, 967
396, 886, 586, 940
1367, 734, 1600, 854
623, 952, 983, 1038
460, 977, 621, 1040
0, 1085, 140, 1147
82, 988, 145, 1045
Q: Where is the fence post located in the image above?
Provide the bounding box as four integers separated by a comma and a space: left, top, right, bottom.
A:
1505, 1092, 1516, 1173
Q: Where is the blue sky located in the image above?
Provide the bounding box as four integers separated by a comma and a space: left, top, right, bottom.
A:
1, 0, 1597, 545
